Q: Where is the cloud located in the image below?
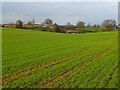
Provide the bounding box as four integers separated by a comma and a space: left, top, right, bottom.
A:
2, 2, 118, 25
2, 0, 119, 2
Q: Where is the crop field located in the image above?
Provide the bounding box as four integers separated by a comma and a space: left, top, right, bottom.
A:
2, 28, 118, 88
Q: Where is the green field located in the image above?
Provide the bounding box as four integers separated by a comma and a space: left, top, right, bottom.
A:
2, 28, 118, 88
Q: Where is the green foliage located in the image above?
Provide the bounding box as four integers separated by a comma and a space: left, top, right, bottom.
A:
103, 26, 114, 31
2, 28, 118, 88
54, 25, 61, 32
76, 27, 105, 32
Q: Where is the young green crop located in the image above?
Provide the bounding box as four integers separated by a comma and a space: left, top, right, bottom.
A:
2, 28, 118, 88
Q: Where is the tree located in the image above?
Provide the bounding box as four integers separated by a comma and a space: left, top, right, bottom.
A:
65, 22, 74, 30
27, 21, 33, 25
8, 22, 14, 28
93, 24, 97, 27
45, 18, 53, 25
54, 23, 61, 32
15, 20, 22, 28
38, 22, 45, 28
87, 23, 91, 27
102, 19, 116, 31
38, 22, 46, 31
27, 21, 33, 28
97, 25, 100, 27
92, 24, 98, 32
102, 19, 116, 27
38, 22, 52, 31
76, 21, 85, 28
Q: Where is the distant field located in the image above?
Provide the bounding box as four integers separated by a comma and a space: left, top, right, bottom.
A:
2, 28, 118, 88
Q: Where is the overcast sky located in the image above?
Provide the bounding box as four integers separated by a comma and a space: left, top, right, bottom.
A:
2, 2, 118, 25
1, 0, 119, 2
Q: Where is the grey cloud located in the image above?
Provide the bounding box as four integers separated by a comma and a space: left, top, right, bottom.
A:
2, 2, 118, 25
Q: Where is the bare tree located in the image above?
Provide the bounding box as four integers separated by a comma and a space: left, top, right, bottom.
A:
76, 21, 85, 28
27, 21, 33, 25
102, 19, 116, 27
45, 18, 53, 25
38, 22, 44, 30
102, 19, 116, 31
38, 22, 45, 28
8, 22, 14, 28
65, 22, 74, 30
87, 23, 91, 27
15, 20, 22, 28
38, 22, 49, 31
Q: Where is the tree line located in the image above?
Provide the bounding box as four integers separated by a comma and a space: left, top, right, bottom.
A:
2, 18, 118, 33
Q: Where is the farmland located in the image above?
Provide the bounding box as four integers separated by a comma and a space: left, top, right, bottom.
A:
2, 28, 118, 88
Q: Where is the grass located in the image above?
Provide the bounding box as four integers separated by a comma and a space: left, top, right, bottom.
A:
2, 28, 118, 88
0, 27, 2, 89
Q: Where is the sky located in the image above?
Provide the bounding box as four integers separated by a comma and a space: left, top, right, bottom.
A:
118, 2, 120, 24
1, 0, 119, 2
2, 2, 118, 25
